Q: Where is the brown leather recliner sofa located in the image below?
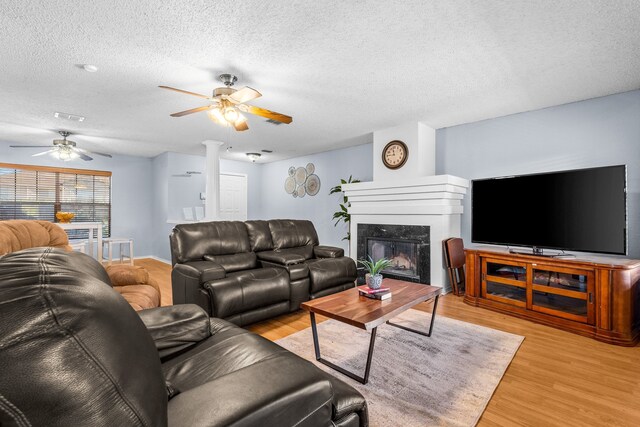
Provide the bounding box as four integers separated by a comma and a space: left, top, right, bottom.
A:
170, 219, 357, 326
0, 247, 368, 426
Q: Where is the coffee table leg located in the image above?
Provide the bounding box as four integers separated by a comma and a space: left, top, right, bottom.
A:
386, 295, 440, 337
309, 311, 377, 385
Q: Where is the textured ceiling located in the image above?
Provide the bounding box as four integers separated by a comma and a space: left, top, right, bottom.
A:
1, 1, 639, 162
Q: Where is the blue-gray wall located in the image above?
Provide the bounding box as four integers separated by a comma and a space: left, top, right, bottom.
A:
436, 89, 640, 258
258, 143, 373, 252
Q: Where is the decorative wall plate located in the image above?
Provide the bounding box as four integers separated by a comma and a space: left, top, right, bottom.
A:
288, 166, 296, 176
306, 163, 315, 174
305, 174, 320, 196
284, 176, 296, 194
294, 167, 307, 184
296, 185, 306, 198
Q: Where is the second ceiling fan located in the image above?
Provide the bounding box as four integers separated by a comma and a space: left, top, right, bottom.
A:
160, 74, 292, 131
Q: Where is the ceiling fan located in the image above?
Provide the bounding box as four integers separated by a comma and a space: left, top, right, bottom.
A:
10, 131, 113, 161
159, 73, 293, 131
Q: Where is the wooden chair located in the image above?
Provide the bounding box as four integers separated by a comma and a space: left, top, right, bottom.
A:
443, 237, 466, 296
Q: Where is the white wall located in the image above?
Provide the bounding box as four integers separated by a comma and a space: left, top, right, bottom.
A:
373, 122, 435, 181
257, 143, 373, 252
0, 141, 155, 256
436, 89, 640, 258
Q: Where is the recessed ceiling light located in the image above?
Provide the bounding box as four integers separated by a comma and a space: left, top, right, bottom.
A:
246, 152, 261, 162
54, 111, 85, 122
83, 64, 98, 73
261, 149, 273, 153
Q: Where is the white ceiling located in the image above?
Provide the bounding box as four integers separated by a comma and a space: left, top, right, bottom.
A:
1, 1, 639, 163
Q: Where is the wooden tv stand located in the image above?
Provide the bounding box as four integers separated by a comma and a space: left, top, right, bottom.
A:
464, 246, 640, 346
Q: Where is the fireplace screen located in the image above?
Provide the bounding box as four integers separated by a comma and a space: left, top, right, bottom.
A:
367, 238, 418, 280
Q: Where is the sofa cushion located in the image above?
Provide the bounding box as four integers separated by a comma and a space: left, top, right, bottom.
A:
307, 257, 358, 293
204, 268, 289, 318
245, 220, 274, 252
204, 252, 258, 272
170, 221, 251, 263
268, 219, 319, 250
163, 317, 367, 427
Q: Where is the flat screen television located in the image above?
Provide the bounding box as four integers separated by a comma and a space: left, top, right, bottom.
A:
471, 165, 627, 255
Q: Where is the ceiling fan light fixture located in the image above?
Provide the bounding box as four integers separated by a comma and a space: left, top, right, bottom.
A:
207, 108, 229, 126
223, 106, 239, 123
53, 146, 79, 161
235, 113, 247, 125
246, 152, 261, 163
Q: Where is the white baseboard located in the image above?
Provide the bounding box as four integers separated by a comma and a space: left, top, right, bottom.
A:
135, 255, 172, 265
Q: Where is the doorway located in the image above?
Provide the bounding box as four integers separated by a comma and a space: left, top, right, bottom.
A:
219, 173, 248, 220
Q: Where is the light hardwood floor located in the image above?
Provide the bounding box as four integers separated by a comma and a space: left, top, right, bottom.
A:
136, 258, 640, 426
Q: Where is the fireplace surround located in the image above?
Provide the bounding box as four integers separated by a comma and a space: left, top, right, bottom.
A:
343, 175, 469, 293
357, 224, 430, 284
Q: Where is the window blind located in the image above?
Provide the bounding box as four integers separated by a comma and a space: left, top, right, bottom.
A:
0, 163, 112, 238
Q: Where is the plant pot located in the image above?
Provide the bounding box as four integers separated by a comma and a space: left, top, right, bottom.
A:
367, 273, 384, 290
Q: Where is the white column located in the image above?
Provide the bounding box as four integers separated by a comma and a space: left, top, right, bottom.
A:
202, 140, 225, 220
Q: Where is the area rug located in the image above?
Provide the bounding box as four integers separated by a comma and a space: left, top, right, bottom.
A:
276, 309, 524, 427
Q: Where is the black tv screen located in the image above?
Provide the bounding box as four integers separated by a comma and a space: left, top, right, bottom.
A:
472, 165, 627, 255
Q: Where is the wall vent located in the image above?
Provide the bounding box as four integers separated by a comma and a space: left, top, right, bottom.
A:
54, 112, 85, 122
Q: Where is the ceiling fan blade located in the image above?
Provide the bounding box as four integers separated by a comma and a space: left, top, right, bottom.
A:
245, 105, 293, 124
10, 145, 52, 148
32, 149, 56, 157
77, 147, 112, 158
233, 120, 249, 132
76, 151, 93, 161
170, 105, 215, 117
159, 85, 211, 100
228, 87, 262, 104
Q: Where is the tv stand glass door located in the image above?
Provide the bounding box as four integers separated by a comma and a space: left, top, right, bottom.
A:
482, 258, 527, 307
530, 264, 594, 324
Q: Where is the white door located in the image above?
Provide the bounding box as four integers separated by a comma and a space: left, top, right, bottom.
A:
219, 173, 248, 220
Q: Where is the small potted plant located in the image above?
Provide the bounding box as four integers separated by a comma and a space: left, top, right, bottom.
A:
358, 256, 393, 289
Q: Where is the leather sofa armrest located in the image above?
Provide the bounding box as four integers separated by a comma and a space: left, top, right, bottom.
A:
174, 261, 226, 282
256, 250, 306, 265
167, 356, 334, 427
172, 261, 226, 306
138, 304, 211, 360
314, 245, 344, 258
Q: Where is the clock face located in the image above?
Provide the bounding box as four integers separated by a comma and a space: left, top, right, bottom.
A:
382, 140, 408, 169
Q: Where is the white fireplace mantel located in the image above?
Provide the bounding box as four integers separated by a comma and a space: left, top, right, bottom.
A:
343, 174, 469, 293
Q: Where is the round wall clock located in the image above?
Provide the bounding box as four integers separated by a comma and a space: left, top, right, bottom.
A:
382, 140, 408, 169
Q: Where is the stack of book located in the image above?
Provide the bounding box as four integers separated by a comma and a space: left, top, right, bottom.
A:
357, 285, 392, 300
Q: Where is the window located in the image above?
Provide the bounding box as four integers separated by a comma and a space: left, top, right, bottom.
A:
0, 163, 112, 237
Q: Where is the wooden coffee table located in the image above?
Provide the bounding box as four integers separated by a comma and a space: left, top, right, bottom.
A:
300, 278, 441, 384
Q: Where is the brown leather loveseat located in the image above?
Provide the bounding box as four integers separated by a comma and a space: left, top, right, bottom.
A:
170, 219, 357, 326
